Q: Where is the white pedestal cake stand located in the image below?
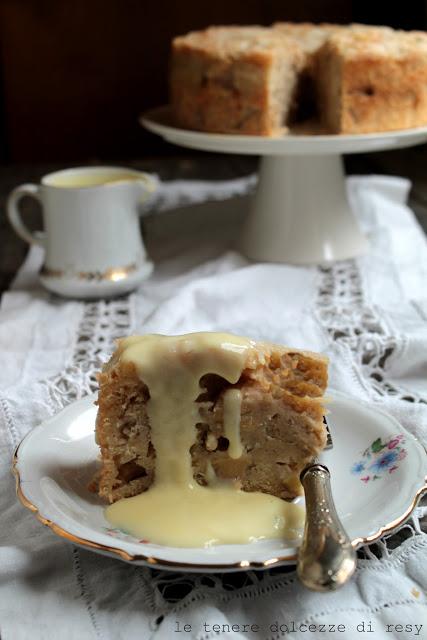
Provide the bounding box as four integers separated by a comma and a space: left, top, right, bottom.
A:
141, 107, 427, 265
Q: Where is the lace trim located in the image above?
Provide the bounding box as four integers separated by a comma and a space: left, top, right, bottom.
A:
47, 296, 134, 410
316, 260, 427, 405
147, 536, 427, 627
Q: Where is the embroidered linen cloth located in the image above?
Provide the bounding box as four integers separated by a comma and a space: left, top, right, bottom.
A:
0, 175, 426, 640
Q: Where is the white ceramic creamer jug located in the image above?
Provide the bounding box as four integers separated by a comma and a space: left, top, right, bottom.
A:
7, 166, 158, 298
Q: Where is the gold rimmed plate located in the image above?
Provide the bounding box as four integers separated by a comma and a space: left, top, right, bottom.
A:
13, 391, 427, 572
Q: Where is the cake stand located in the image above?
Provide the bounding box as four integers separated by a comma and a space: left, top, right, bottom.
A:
141, 107, 427, 264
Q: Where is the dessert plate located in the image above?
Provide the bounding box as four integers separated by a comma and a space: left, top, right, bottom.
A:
13, 391, 427, 572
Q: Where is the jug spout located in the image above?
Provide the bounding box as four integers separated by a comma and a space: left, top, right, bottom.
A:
133, 173, 158, 209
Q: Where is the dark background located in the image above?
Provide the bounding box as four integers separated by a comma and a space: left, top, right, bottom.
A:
0, 0, 426, 163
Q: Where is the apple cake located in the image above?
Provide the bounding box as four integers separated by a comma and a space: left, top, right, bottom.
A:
170, 23, 427, 135
94, 332, 328, 504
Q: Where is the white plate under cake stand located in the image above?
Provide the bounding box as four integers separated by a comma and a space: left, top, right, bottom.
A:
13, 390, 427, 572
141, 106, 427, 265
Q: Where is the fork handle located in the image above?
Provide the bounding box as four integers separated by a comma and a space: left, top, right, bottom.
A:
297, 463, 357, 591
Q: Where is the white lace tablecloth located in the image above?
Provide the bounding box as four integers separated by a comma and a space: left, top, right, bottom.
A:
1, 174, 427, 640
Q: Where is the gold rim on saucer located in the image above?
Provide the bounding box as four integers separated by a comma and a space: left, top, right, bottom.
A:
41, 263, 138, 282
12, 442, 427, 571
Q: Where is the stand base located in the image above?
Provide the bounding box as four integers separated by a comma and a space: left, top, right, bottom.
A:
239, 155, 368, 265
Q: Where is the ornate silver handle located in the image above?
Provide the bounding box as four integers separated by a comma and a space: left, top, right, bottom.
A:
297, 463, 357, 591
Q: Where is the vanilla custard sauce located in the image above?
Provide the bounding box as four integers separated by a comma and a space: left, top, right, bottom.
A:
49, 171, 145, 188
105, 333, 304, 547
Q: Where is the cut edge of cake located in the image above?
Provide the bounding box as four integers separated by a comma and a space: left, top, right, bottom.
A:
170, 22, 427, 135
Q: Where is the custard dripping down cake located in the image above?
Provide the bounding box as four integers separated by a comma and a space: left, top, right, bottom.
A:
170, 23, 427, 135
94, 333, 328, 505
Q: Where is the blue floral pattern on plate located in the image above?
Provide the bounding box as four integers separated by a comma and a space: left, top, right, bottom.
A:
351, 434, 407, 483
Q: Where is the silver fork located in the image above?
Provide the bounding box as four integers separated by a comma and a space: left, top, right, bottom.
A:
297, 417, 357, 591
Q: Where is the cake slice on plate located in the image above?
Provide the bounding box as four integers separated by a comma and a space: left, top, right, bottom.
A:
94, 332, 328, 504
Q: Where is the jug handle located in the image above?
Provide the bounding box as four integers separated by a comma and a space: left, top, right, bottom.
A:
7, 184, 46, 248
